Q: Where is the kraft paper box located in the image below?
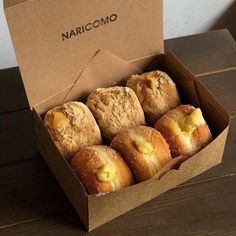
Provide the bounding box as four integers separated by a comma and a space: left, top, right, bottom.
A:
4, 0, 230, 231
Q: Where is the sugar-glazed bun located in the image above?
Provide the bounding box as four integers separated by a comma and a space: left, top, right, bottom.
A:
111, 126, 172, 183
70, 145, 134, 194
155, 105, 213, 157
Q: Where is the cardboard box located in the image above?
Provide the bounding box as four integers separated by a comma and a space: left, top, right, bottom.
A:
4, 0, 163, 108
4, 0, 230, 231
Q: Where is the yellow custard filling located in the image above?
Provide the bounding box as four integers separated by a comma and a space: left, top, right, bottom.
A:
132, 135, 160, 175
96, 163, 117, 182
133, 136, 154, 154
51, 111, 70, 129
179, 108, 205, 133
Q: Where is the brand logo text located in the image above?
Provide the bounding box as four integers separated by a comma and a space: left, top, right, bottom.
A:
62, 13, 118, 41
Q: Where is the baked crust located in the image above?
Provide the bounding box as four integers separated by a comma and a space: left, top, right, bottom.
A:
70, 145, 134, 195
155, 105, 213, 157
111, 126, 172, 183
44, 101, 102, 162
127, 70, 181, 125
86, 86, 146, 140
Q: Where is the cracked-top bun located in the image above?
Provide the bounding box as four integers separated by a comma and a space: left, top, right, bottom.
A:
86, 86, 146, 141
111, 126, 172, 183
127, 70, 181, 125
155, 105, 213, 157
71, 145, 134, 195
44, 101, 102, 162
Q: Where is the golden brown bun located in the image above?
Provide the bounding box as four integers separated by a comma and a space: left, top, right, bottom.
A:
44, 101, 102, 162
155, 105, 213, 157
111, 126, 172, 183
86, 86, 146, 140
127, 70, 181, 125
70, 145, 134, 195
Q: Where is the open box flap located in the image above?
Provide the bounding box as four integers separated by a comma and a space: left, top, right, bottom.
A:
4, 0, 164, 107
34, 49, 143, 114
64, 49, 143, 103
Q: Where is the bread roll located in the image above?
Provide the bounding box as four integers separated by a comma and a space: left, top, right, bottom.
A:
44, 101, 102, 162
111, 126, 172, 183
71, 145, 134, 194
155, 105, 213, 157
86, 86, 145, 140
127, 70, 181, 125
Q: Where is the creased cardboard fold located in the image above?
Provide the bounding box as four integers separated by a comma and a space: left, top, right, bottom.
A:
65, 49, 142, 103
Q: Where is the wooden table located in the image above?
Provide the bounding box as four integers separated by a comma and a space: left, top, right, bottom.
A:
0, 29, 236, 236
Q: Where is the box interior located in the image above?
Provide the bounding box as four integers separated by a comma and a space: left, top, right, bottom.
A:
36, 50, 229, 135
33, 50, 230, 230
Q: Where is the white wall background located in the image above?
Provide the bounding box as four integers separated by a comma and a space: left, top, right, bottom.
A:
0, 0, 235, 69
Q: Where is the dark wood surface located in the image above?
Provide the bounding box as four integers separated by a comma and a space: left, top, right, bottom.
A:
0, 29, 236, 235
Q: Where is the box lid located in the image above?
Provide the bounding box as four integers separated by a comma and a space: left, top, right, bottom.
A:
4, 0, 163, 107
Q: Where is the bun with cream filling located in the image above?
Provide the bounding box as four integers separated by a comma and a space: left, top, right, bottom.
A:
111, 126, 172, 183
155, 105, 213, 157
70, 145, 134, 194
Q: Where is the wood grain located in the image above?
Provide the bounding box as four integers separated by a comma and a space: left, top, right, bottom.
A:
0, 67, 29, 114
199, 70, 236, 116
1, 174, 236, 236
0, 110, 37, 165
0, 158, 72, 228
165, 29, 236, 76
